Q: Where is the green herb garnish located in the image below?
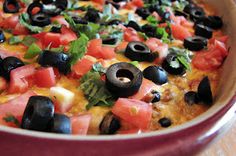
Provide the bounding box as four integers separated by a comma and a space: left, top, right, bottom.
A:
24, 43, 42, 59
169, 47, 192, 70
92, 63, 106, 74
19, 13, 43, 33
3, 114, 20, 127
68, 33, 89, 65
22, 36, 37, 47
147, 15, 158, 26
9, 36, 22, 45
80, 71, 114, 110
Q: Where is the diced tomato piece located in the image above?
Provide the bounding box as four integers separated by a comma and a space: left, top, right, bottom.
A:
71, 114, 92, 135
132, 0, 144, 7
192, 40, 228, 71
8, 65, 36, 94
130, 79, 156, 100
124, 28, 143, 42
43, 32, 61, 48
209, 35, 229, 44
171, 24, 192, 40
0, 49, 21, 59
91, 0, 104, 5
112, 98, 152, 129
0, 91, 36, 118
214, 40, 228, 57
0, 15, 18, 29
12, 23, 29, 35
115, 41, 128, 53
53, 68, 61, 79
100, 46, 115, 59
87, 39, 115, 59
35, 67, 56, 88
71, 58, 94, 78
60, 26, 77, 45
51, 16, 69, 27
87, 39, 103, 58
0, 114, 21, 128
145, 38, 168, 62
0, 77, 7, 91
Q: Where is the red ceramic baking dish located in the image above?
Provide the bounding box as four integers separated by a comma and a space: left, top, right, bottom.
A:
0, 0, 236, 156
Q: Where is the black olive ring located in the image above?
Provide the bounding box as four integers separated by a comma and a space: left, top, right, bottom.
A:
3, 0, 20, 13
195, 24, 213, 39
30, 13, 51, 27
21, 96, 54, 131
184, 36, 208, 51
27, 2, 44, 16
125, 41, 156, 62
105, 62, 143, 97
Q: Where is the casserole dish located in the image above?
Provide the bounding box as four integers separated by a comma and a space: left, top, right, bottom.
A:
0, 0, 236, 155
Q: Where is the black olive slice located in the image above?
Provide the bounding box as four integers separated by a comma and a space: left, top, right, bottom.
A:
42, 0, 54, 4
105, 62, 143, 97
158, 117, 172, 128
84, 8, 100, 23
3, 0, 20, 13
105, 1, 120, 9
99, 112, 121, 134
30, 13, 51, 27
50, 25, 62, 33
113, 0, 126, 2
149, 4, 161, 14
49, 113, 71, 134
143, 66, 168, 85
162, 53, 186, 75
102, 38, 118, 45
197, 76, 213, 105
195, 24, 213, 39
135, 7, 150, 20
38, 50, 71, 75
141, 24, 157, 38
183, 3, 196, 14
184, 36, 207, 51
151, 90, 161, 103
174, 10, 188, 18
189, 8, 205, 22
184, 91, 199, 105
72, 16, 88, 25
202, 16, 223, 30
126, 21, 141, 32
0, 56, 24, 80
125, 41, 156, 62
54, 0, 68, 11
0, 30, 6, 43
21, 96, 54, 131
106, 19, 122, 26
160, 12, 171, 23
27, 2, 44, 16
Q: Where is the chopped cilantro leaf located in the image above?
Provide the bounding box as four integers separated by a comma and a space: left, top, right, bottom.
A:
92, 63, 106, 74
24, 43, 42, 59
22, 36, 37, 47
80, 71, 115, 110
64, 13, 100, 39
3, 114, 20, 127
169, 47, 192, 70
68, 33, 89, 65
147, 15, 158, 26
19, 13, 43, 33
129, 61, 139, 67
9, 36, 22, 45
